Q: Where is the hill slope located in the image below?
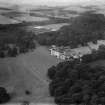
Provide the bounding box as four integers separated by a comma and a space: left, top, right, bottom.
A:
0, 46, 61, 103
37, 12, 105, 47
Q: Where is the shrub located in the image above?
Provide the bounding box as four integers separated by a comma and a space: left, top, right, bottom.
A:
0, 87, 10, 104
0, 51, 5, 58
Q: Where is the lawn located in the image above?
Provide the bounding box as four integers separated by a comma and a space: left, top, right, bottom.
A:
0, 46, 61, 104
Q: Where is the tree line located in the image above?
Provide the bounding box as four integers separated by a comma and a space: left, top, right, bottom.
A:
0, 25, 36, 58
47, 44, 105, 105
37, 12, 105, 48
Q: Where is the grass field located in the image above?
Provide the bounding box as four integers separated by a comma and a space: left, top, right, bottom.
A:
14, 15, 49, 22
0, 15, 19, 24
0, 46, 61, 104
40, 23, 69, 30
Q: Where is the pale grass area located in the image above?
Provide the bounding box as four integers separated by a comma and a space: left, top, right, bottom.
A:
14, 15, 49, 22
64, 6, 87, 13
40, 23, 69, 30
0, 46, 61, 104
0, 15, 20, 24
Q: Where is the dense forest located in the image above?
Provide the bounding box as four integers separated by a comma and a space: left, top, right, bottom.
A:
47, 44, 105, 105
0, 24, 36, 58
37, 12, 105, 47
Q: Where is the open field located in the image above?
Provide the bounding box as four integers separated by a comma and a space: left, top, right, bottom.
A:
0, 46, 62, 104
0, 10, 11, 14
0, 15, 19, 24
14, 15, 49, 22
39, 23, 69, 30
28, 23, 69, 34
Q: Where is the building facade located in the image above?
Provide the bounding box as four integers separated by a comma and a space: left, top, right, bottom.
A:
49, 40, 105, 60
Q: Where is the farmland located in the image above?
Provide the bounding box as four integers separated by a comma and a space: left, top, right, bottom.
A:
14, 15, 49, 22
0, 5, 76, 25
0, 15, 19, 24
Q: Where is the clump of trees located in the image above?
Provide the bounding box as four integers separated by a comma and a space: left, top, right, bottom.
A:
48, 45, 105, 105
0, 87, 11, 104
37, 12, 105, 47
81, 44, 105, 63
0, 25, 36, 58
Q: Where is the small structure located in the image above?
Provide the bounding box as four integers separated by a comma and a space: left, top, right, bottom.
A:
50, 48, 60, 58
49, 45, 66, 60
49, 45, 92, 60
50, 46, 59, 57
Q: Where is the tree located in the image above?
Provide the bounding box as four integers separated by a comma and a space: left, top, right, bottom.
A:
11, 47, 18, 57
8, 47, 18, 57
98, 44, 105, 51
81, 54, 93, 63
47, 66, 56, 80
55, 95, 74, 105
48, 56, 105, 105
0, 87, 10, 104
0, 51, 5, 58
0, 25, 36, 58
37, 12, 105, 47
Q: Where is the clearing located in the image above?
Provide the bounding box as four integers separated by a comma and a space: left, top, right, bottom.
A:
0, 46, 61, 104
